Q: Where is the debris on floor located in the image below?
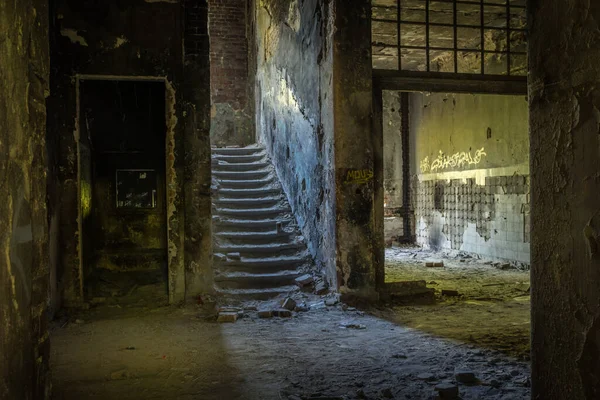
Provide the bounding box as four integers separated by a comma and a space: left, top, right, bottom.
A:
314, 279, 329, 295
426, 261, 445, 268
384, 245, 531, 360
258, 309, 274, 319
295, 274, 314, 288
441, 289, 461, 297
273, 308, 292, 318
382, 280, 436, 304
454, 369, 477, 384
340, 321, 367, 330
434, 382, 459, 399
51, 302, 531, 400
217, 312, 239, 323
281, 297, 296, 311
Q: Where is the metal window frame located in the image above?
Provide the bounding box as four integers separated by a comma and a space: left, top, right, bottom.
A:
372, 0, 527, 77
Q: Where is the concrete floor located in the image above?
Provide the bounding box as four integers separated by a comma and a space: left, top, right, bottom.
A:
384, 247, 531, 360
51, 272, 531, 400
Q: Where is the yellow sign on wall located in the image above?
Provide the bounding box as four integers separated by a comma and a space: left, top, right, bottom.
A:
344, 169, 374, 185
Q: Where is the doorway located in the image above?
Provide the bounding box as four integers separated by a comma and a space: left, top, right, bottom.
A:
79, 79, 169, 305
376, 87, 531, 359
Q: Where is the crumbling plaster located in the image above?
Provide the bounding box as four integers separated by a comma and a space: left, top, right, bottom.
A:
48, 0, 211, 305
332, 0, 380, 299
0, 0, 51, 398
255, 0, 337, 286
403, 92, 531, 264
255, 0, 381, 299
529, 0, 600, 398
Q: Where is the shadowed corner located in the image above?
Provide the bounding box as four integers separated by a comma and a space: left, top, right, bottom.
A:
50, 301, 248, 400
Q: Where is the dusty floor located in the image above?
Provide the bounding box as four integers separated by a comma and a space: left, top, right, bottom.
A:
51, 261, 531, 400
384, 246, 531, 360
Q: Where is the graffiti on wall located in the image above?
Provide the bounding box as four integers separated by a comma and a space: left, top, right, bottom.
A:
344, 169, 374, 185
420, 147, 487, 173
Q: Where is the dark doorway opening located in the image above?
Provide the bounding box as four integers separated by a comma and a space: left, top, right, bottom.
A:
79, 80, 168, 305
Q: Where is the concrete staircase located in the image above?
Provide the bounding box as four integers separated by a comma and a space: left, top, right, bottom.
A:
211, 145, 313, 299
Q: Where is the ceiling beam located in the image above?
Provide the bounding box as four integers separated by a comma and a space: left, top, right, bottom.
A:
373, 69, 528, 96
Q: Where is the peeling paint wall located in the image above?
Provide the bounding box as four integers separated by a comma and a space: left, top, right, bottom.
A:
255, 0, 337, 285
383, 91, 404, 210
254, 0, 380, 298
0, 0, 51, 398
48, 0, 212, 305
408, 92, 530, 264
529, 0, 600, 398
382, 91, 407, 243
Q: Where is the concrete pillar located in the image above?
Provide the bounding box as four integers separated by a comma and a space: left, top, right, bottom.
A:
183, 0, 214, 299
529, 1, 600, 398
333, 0, 381, 301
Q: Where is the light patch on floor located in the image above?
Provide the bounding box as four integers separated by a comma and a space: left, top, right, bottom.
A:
385, 246, 531, 359
51, 290, 530, 400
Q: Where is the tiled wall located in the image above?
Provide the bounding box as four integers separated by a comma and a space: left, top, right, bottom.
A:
415, 175, 530, 264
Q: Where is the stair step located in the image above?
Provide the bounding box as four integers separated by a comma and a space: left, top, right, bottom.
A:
213, 170, 271, 180
212, 153, 266, 163
218, 177, 275, 189
213, 197, 281, 207
213, 218, 292, 232
215, 206, 291, 217
220, 255, 308, 270
215, 285, 299, 300
215, 242, 304, 254
214, 270, 301, 289
211, 146, 264, 156
217, 187, 281, 197
213, 161, 270, 171
211, 145, 314, 299
215, 230, 291, 241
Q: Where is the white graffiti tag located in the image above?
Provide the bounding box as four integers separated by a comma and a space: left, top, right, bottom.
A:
420, 147, 487, 173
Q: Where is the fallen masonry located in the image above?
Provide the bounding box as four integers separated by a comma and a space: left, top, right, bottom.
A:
281, 297, 297, 311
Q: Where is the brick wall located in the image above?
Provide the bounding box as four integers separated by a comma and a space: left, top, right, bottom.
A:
185, 0, 209, 59
208, 0, 254, 146
415, 175, 531, 264
208, 0, 248, 109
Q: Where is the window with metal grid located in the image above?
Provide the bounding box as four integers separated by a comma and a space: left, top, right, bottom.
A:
372, 0, 527, 76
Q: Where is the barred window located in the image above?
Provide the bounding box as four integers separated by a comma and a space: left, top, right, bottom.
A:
372, 0, 527, 76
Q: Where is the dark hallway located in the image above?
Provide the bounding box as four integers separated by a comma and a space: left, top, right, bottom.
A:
79, 80, 169, 303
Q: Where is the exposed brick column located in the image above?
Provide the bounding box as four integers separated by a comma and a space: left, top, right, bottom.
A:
208, 0, 248, 109
208, 0, 254, 146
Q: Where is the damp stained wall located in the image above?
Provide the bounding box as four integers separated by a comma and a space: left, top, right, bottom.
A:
254, 0, 337, 284
332, 0, 380, 298
382, 91, 405, 241
47, 0, 212, 305
409, 92, 530, 263
0, 0, 51, 398
529, 0, 600, 398
383, 91, 404, 210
